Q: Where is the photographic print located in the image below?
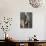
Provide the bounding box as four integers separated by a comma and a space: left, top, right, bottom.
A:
20, 12, 32, 28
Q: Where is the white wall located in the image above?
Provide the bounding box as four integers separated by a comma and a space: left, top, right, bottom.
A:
0, 0, 46, 40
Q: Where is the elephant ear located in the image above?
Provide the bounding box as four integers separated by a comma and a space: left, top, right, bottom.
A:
29, 0, 43, 8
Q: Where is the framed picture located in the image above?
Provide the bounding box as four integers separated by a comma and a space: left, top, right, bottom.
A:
20, 12, 32, 28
